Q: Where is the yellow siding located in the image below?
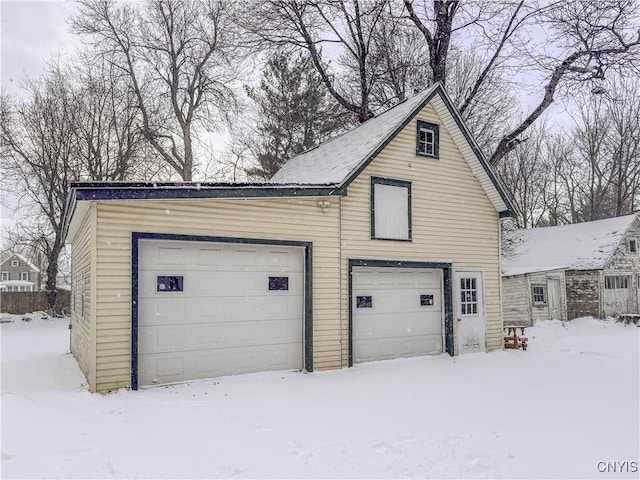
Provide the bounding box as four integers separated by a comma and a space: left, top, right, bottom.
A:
339, 103, 503, 365
70, 204, 96, 388
93, 198, 341, 392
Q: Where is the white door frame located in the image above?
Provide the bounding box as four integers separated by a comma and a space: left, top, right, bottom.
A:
453, 268, 487, 355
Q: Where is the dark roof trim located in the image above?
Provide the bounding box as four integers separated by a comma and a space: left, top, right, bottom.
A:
339, 88, 442, 189
61, 182, 346, 243
338, 84, 517, 218
433, 88, 518, 217
70, 181, 345, 201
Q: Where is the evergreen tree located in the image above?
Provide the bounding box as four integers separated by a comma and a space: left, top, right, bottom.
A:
245, 52, 350, 180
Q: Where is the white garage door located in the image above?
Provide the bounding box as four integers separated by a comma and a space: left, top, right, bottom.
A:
137, 239, 304, 386
352, 266, 443, 363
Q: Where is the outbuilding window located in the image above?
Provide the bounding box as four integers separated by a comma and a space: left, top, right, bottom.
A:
371, 177, 411, 241
416, 120, 439, 158
532, 285, 547, 304
605, 275, 630, 289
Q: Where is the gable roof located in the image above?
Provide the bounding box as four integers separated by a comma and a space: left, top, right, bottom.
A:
503, 214, 639, 276
1, 252, 40, 272
270, 83, 515, 217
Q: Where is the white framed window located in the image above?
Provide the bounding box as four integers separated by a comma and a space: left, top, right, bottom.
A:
416, 120, 439, 158
629, 239, 637, 253
1, 272, 8, 281
605, 275, 630, 289
532, 285, 547, 304
20, 272, 29, 281
11, 260, 18, 267
371, 177, 411, 241
460, 277, 478, 315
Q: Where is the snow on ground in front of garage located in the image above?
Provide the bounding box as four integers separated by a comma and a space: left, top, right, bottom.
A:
1, 314, 639, 479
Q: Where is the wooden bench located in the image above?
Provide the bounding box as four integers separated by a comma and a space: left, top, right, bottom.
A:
504, 325, 528, 350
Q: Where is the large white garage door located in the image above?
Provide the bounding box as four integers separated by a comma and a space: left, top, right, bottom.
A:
352, 266, 443, 363
137, 239, 304, 386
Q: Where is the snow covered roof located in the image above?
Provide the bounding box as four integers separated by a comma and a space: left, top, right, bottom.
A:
270, 83, 515, 216
1, 252, 40, 272
503, 214, 639, 276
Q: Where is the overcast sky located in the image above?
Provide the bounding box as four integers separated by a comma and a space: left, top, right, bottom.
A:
1, 1, 79, 244
1, 1, 79, 97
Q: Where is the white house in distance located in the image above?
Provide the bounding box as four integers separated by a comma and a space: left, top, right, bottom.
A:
62, 83, 516, 393
502, 214, 640, 325
0, 252, 40, 292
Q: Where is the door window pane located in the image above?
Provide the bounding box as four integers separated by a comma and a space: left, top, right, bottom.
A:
460, 277, 478, 315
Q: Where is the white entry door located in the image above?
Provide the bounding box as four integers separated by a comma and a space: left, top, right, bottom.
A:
548, 278, 562, 320
454, 270, 486, 354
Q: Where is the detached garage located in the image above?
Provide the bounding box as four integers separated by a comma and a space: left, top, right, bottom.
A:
63, 84, 515, 392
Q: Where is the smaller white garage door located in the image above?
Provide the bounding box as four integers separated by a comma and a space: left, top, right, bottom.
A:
137, 239, 304, 386
352, 266, 443, 363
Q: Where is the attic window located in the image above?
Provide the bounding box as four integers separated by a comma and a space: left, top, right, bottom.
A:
416, 120, 439, 158
629, 239, 637, 253
11, 260, 18, 267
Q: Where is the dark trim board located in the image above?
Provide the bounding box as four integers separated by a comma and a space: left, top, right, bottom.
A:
130, 232, 313, 390
347, 258, 454, 367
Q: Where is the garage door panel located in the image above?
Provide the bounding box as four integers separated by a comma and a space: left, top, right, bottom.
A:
196, 246, 225, 266
138, 245, 187, 267
354, 335, 441, 363
139, 317, 301, 355
138, 239, 304, 386
139, 343, 303, 386
353, 290, 441, 313
354, 312, 440, 339
352, 266, 443, 363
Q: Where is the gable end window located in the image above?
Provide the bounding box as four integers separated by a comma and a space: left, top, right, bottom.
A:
532, 285, 547, 304
11, 260, 18, 267
371, 177, 411, 241
416, 120, 439, 158
629, 239, 637, 253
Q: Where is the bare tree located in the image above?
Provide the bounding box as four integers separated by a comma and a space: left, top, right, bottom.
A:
240, 0, 388, 123
494, 121, 552, 227
73, 0, 241, 180
1, 69, 80, 311
71, 53, 151, 181
397, 0, 640, 164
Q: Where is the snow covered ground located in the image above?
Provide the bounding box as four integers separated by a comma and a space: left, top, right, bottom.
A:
1, 314, 638, 479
